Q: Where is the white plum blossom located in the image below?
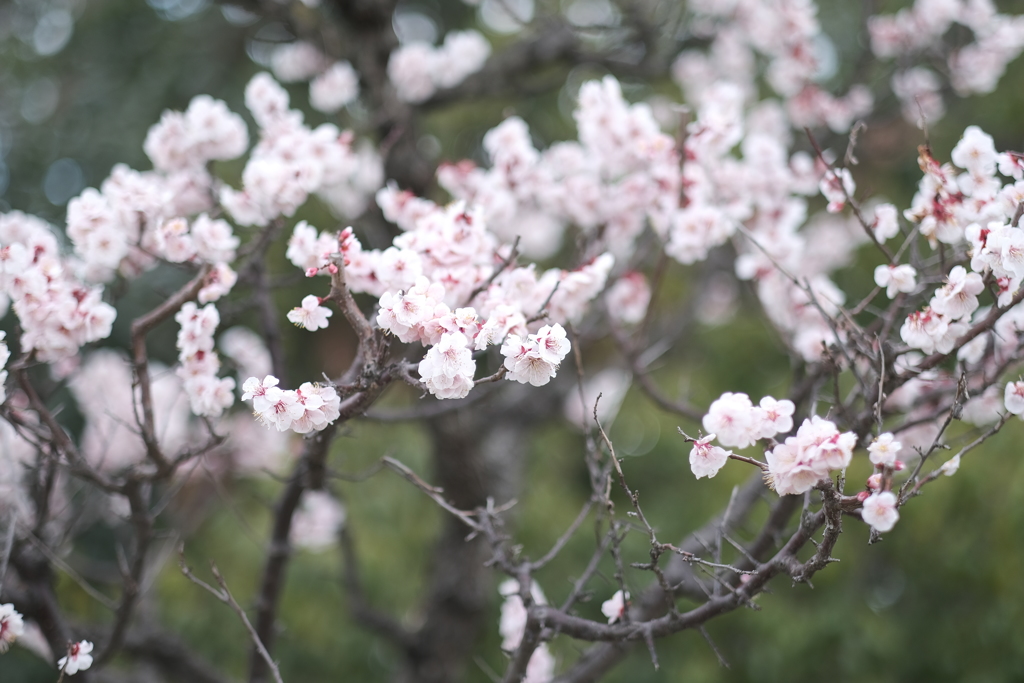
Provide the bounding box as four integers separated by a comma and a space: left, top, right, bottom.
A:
867, 433, 902, 467
242, 375, 341, 433
900, 307, 967, 355
689, 434, 732, 479
500, 325, 571, 388
861, 491, 900, 533
287, 295, 333, 331
1004, 380, 1024, 415
418, 332, 476, 399
874, 264, 917, 298
0, 604, 24, 652
758, 396, 795, 437
310, 61, 360, 113
871, 203, 901, 241
952, 125, 998, 176
58, 640, 94, 675
702, 392, 758, 449
601, 590, 628, 624
930, 265, 984, 320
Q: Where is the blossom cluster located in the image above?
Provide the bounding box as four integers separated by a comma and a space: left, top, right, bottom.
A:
870, 0, 1024, 122
691, 393, 795, 480
674, 0, 872, 132
387, 30, 491, 103
899, 126, 1024, 357
68, 94, 247, 282
765, 416, 857, 496
241, 375, 341, 434
175, 302, 236, 418
0, 212, 116, 361
286, 196, 609, 400
220, 73, 382, 226
268, 40, 361, 114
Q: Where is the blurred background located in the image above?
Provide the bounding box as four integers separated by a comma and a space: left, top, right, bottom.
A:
2, 0, 1024, 681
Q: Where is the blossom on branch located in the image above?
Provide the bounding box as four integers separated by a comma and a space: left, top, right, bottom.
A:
287, 295, 332, 331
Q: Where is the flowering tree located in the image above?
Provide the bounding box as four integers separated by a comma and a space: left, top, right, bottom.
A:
2, 0, 1024, 681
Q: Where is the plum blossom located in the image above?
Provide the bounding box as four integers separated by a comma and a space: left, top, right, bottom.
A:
867, 433, 902, 467
702, 392, 758, 449
900, 307, 966, 355
1004, 380, 1024, 415
0, 604, 24, 652
500, 325, 571, 388
242, 375, 341, 433
930, 265, 984, 320
287, 295, 333, 331
58, 640, 94, 675
418, 332, 476, 399
871, 203, 901, 241
689, 434, 732, 479
310, 61, 359, 113
766, 416, 857, 495
861, 491, 900, 533
758, 396, 795, 437
601, 590, 628, 624
874, 264, 917, 298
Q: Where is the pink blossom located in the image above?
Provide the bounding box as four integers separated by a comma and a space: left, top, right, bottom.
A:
689, 434, 732, 479
861, 491, 900, 533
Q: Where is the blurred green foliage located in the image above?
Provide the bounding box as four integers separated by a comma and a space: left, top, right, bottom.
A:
3, 0, 1024, 681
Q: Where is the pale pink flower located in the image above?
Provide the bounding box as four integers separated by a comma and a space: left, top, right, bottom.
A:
757, 396, 795, 438
702, 392, 758, 449
861, 491, 900, 533
689, 434, 731, 479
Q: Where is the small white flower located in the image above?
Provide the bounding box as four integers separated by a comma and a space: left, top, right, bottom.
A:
0, 604, 25, 652
601, 590, 628, 624
287, 295, 333, 331
861, 491, 900, 533
867, 433, 902, 467
58, 640, 94, 675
